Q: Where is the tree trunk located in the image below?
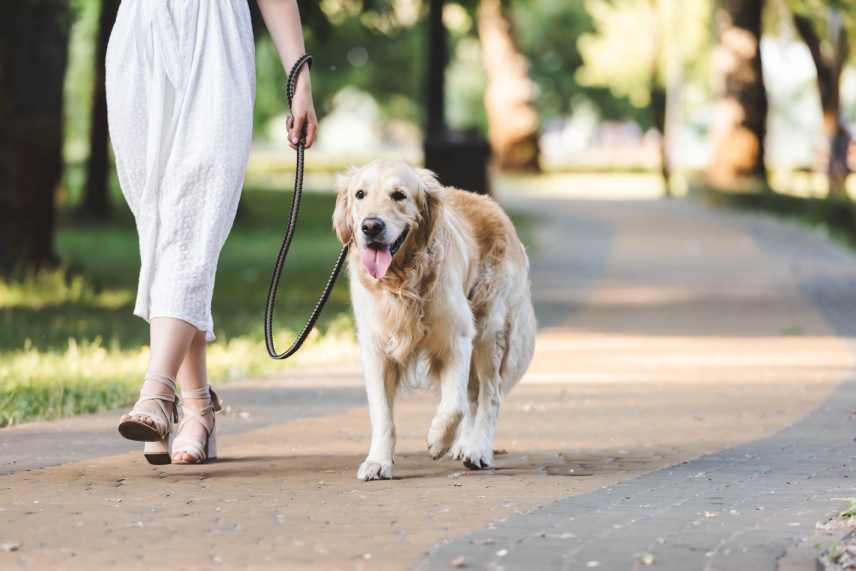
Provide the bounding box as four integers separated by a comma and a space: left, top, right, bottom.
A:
793, 12, 851, 197
81, 0, 120, 220
648, 0, 670, 196
425, 0, 448, 141
0, 1, 70, 273
478, 0, 540, 172
707, 0, 768, 190
651, 84, 671, 195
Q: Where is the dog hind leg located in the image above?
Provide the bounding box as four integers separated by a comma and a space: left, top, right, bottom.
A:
451, 329, 505, 469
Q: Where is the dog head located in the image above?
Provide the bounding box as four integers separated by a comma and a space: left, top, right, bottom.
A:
333, 160, 442, 280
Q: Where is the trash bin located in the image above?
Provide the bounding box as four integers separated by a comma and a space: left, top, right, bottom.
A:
424, 130, 492, 195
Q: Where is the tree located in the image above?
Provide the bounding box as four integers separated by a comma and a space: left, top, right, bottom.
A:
790, 3, 853, 196
425, 0, 447, 140
80, 0, 120, 220
708, 0, 768, 190
577, 0, 711, 192
0, 1, 71, 272
648, 0, 670, 194
478, 0, 540, 171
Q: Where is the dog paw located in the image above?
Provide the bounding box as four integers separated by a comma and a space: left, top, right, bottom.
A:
428, 439, 451, 460
453, 442, 493, 470
463, 454, 492, 470
357, 459, 393, 481
427, 411, 463, 460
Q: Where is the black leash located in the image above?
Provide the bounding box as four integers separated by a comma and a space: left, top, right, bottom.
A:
264, 54, 350, 360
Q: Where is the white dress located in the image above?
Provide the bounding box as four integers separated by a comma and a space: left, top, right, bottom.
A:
106, 0, 256, 342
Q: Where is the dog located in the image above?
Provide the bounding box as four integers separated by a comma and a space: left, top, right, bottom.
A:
333, 160, 536, 480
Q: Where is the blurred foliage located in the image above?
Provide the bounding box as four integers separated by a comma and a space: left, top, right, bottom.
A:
256, 0, 655, 136
510, 0, 645, 125
577, 0, 712, 113
254, 1, 427, 135
254, 0, 486, 136
785, 0, 856, 44
788, 0, 856, 29
783, 0, 856, 61
64, 0, 99, 158
446, 35, 488, 133
62, 0, 693, 144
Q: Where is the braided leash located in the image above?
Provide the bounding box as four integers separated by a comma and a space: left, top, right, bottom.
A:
264, 55, 350, 359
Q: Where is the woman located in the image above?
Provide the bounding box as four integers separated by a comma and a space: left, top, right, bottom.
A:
106, 0, 317, 465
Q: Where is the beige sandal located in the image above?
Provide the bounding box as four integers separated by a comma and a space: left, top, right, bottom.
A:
172, 385, 222, 464
117, 374, 180, 465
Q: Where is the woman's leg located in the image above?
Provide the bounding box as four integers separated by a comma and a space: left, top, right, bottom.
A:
149, 317, 198, 377
172, 328, 211, 463
126, 317, 197, 429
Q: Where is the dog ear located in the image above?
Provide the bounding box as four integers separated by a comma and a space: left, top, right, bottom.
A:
413, 167, 443, 240
332, 167, 358, 245
414, 168, 444, 197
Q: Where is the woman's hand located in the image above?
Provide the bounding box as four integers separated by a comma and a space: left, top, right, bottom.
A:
254, 0, 316, 148
287, 69, 318, 149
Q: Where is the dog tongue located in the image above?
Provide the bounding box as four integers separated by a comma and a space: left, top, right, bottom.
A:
361, 246, 393, 279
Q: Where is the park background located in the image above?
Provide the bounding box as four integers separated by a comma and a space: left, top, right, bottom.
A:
2, 0, 855, 427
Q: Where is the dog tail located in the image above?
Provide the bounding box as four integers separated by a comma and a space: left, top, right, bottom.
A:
500, 297, 536, 395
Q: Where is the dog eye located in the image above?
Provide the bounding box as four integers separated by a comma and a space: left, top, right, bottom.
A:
355, 190, 366, 200
390, 190, 406, 202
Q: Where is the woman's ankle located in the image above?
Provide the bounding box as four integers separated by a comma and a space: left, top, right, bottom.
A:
182, 396, 211, 411
141, 373, 177, 397
180, 384, 214, 410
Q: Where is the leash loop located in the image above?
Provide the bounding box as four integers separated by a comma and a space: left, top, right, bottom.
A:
264, 55, 350, 360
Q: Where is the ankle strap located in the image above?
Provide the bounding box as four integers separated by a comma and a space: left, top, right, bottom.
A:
142, 373, 177, 393
182, 385, 211, 400
181, 384, 222, 413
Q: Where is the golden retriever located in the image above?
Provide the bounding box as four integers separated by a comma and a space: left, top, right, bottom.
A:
333, 160, 536, 480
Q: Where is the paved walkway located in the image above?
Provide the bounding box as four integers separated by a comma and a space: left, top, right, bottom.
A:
2, 191, 856, 570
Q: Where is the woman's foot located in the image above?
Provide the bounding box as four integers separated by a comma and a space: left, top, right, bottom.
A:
117, 374, 178, 442
172, 385, 222, 464
118, 374, 179, 465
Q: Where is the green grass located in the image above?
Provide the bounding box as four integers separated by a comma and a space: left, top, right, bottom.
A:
0, 186, 354, 427
840, 498, 856, 520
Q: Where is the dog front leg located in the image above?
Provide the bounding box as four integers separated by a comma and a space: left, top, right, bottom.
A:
427, 334, 472, 459
357, 349, 399, 481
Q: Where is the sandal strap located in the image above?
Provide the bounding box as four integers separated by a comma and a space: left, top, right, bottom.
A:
141, 373, 176, 394
174, 385, 220, 461
180, 384, 222, 414
130, 374, 179, 424
176, 407, 215, 435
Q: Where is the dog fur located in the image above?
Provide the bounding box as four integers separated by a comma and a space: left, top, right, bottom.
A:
333, 160, 536, 480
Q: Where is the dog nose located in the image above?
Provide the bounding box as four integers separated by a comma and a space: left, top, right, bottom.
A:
361, 217, 386, 238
